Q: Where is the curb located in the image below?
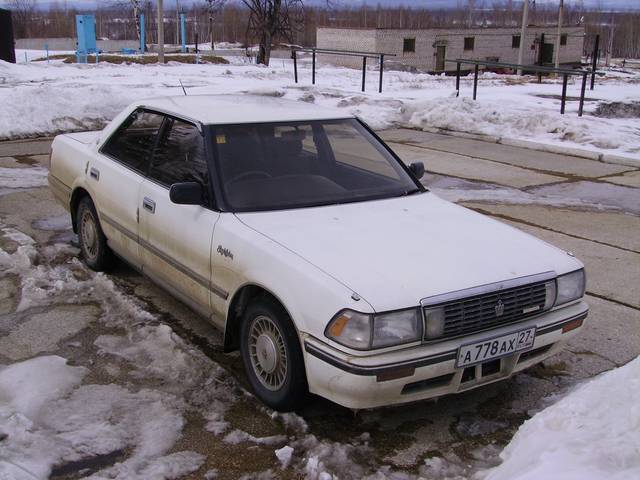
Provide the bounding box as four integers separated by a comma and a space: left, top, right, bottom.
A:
417, 127, 639, 169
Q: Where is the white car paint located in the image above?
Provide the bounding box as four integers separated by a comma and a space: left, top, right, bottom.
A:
48, 95, 589, 410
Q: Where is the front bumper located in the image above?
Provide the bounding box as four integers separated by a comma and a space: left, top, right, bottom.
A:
303, 300, 588, 410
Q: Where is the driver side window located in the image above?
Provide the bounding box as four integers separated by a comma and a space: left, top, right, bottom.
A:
148, 118, 208, 188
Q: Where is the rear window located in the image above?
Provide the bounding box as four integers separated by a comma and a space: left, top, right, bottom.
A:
101, 110, 164, 173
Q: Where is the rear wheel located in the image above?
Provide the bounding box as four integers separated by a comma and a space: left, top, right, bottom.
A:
77, 196, 114, 271
240, 296, 308, 411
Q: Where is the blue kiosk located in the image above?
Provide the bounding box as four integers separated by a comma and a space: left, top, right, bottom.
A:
75, 14, 97, 63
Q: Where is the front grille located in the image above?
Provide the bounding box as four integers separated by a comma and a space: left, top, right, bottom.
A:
428, 280, 550, 339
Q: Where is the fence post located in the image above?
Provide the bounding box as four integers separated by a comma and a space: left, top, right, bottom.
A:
139, 13, 145, 53
362, 56, 367, 92
560, 73, 568, 114
537, 33, 545, 83
293, 49, 298, 83
378, 54, 384, 93
473, 63, 479, 100
180, 13, 186, 53
578, 73, 587, 117
590, 34, 599, 90
45, 43, 49, 63
456, 61, 461, 97
312, 49, 316, 85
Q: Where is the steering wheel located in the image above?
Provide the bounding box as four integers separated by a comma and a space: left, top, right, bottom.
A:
227, 171, 271, 185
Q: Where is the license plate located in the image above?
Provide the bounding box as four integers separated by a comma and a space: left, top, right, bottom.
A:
456, 327, 536, 368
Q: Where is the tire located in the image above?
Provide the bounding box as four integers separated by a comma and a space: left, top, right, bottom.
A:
240, 296, 308, 411
76, 196, 114, 271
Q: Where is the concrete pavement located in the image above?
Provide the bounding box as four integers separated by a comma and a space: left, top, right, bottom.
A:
0, 131, 638, 479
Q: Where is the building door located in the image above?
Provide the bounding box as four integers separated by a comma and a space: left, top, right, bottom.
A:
436, 45, 446, 71
541, 43, 554, 64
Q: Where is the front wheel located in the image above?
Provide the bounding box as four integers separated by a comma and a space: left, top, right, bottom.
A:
240, 297, 308, 411
77, 196, 114, 271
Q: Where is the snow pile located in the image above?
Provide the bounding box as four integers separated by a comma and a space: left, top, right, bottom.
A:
0, 222, 235, 479
1, 58, 639, 158
481, 356, 640, 480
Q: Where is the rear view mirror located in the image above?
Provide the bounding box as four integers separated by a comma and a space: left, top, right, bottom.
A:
169, 182, 203, 206
409, 162, 425, 180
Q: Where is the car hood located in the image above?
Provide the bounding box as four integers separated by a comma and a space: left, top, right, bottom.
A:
235, 193, 582, 311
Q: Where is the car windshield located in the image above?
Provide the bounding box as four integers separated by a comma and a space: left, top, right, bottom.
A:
210, 118, 421, 212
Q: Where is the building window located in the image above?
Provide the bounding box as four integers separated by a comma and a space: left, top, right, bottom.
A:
560, 34, 568, 46
403, 38, 416, 54
464, 37, 475, 51
512, 35, 521, 48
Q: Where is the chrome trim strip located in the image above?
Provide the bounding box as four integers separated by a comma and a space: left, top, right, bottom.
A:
420, 271, 557, 307
304, 342, 457, 376
101, 212, 138, 243
99, 212, 228, 300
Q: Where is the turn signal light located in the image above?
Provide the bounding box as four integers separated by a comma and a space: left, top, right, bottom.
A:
562, 317, 584, 333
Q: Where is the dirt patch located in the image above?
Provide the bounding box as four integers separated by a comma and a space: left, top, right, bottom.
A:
592, 101, 640, 118
38, 54, 230, 65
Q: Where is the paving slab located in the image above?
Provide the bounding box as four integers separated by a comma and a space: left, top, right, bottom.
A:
380, 128, 631, 178
0, 139, 53, 157
569, 294, 640, 367
388, 141, 564, 188
497, 219, 640, 309
462, 203, 640, 253
603, 170, 640, 188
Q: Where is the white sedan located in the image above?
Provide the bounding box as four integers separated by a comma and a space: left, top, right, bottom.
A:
48, 95, 589, 411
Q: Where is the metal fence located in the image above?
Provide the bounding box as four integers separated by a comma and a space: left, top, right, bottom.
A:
289, 47, 396, 93
448, 59, 603, 117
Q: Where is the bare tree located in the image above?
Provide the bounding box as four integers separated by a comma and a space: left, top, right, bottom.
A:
243, 0, 304, 66
111, 0, 144, 46
7, 0, 36, 37
203, 0, 227, 50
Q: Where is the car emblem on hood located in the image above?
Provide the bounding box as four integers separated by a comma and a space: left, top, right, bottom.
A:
495, 299, 505, 317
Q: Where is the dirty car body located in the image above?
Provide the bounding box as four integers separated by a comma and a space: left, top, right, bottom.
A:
48, 95, 589, 410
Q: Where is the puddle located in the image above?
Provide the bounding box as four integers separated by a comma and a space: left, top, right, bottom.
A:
427, 175, 639, 216
50, 449, 128, 479
33, 213, 72, 231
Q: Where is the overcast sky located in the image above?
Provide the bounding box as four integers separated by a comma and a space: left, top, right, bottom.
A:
1, 0, 638, 10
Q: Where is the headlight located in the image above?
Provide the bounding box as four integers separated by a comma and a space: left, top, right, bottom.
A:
423, 307, 445, 340
326, 308, 422, 350
372, 309, 422, 348
555, 269, 586, 306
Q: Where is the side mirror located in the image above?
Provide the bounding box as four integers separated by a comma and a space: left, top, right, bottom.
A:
169, 182, 203, 206
409, 161, 425, 180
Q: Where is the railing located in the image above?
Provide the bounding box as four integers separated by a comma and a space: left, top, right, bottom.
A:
289, 47, 396, 93
447, 59, 604, 117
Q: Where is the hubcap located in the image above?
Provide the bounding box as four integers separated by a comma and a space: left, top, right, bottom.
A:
80, 210, 98, 260
248, 315, 287, 391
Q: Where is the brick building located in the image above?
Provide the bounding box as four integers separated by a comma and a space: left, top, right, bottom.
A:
316, 26, 585, 72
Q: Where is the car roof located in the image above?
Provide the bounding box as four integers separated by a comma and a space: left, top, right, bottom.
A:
134, 94, 353, 125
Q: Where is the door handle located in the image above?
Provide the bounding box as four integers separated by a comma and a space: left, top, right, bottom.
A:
142, 197, 156, 213
89, 167, 100, 181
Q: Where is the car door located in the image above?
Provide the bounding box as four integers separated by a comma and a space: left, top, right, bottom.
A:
138, 115, 221, 319
94, 109, 164, 269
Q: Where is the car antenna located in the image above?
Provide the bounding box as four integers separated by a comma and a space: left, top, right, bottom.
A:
179, 79, 188, 96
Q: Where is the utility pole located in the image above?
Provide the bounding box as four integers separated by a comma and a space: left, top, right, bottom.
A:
517, 0, 529, 75
157, 0, 165, 63
175, 0, 180, 45
606, 21, 614, 66
554, 0, 564, 70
